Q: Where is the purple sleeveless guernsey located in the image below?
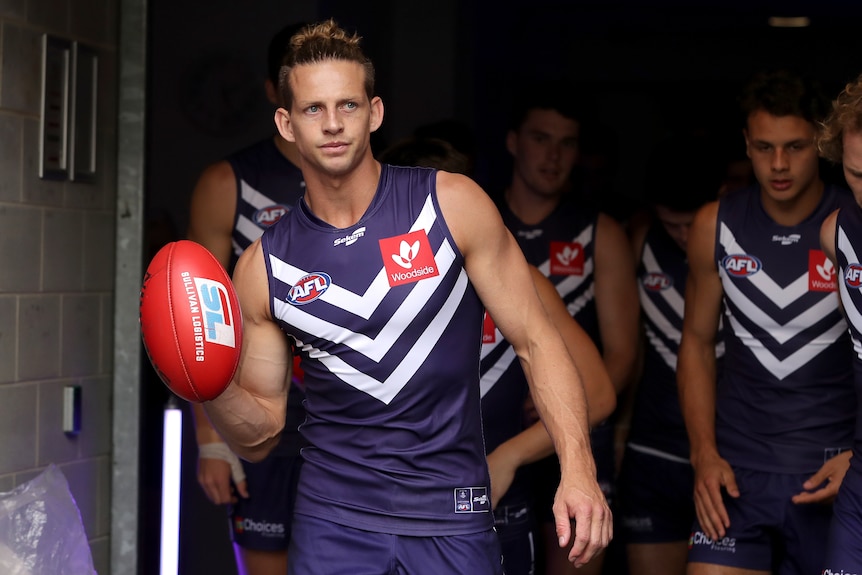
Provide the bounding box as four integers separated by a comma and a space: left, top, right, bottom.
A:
714, 185, 856, 473
227, 137, 306, 271
499, 198, 599, 342
835, 204, 862, 482
260, 164, 491, 536
628, 224, 724, 460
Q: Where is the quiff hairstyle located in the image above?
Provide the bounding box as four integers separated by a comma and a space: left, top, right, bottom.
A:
818, 73, 862, 164
277, 19, 375, 111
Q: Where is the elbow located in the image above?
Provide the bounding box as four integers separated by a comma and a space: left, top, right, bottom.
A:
232, 434, 279, 463
589, 388, 617, 426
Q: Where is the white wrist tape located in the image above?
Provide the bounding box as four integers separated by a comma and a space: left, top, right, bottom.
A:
198, 442, 246, 484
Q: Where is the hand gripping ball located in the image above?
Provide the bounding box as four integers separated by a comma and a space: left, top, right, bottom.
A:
139, 240, 242, 402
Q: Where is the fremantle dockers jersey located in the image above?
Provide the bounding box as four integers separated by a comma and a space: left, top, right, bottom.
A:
260, 164, 491, 536
500, 197, 600, 344
628, 224, 724, 460
714, 185, 856, 473
835, 205, 862, 479
227, 137, 307, 457
227, 137, 305, 272
480, 312, 531, 505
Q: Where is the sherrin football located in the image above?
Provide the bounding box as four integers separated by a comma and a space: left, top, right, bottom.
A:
140, 240, 242, 402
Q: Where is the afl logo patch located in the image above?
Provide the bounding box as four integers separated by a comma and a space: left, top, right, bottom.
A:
721, 254, 762, 277
845, 263, 862, 288
642, 272, 673, 291
253, 204, 290, 228
287, 272, 331, 305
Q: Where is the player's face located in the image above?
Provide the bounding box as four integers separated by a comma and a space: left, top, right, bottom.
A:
744, 110, 820, 205
655, 205, 697, 252
507, 109, 579, 198
281, 60, 382, 177
843, 130, 862, 208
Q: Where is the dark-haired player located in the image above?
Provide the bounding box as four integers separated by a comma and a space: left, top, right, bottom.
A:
679, 69, 857, 575
616, 135, 726, 575
498, 82, 639, 575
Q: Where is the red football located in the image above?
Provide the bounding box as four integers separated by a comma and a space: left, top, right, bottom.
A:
140, 240, 242, 402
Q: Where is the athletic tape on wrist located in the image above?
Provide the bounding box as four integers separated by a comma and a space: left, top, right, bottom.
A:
198, 442, 246, 484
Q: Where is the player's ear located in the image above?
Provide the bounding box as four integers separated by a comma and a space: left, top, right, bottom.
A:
742, 128, 752, 159
506, 130, 518, 157
275, 108, 295, 143
369, 96, 384, 133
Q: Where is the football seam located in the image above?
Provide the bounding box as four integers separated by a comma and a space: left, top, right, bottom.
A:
168, 241, 202, 402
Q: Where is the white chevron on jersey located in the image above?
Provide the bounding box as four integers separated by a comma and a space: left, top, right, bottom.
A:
288, 268, 470, 404
565, 282, 595, 317
644, 323, 677, 370
235, 181, 277, 245
718, 221, 843, 379
269, 193, 468, 403
639, 242, 685, 370
838, 226, 862, 360
241, 179, 280, 209
720, 271, 842, 345
272, 239, 456, 361
725, 309, 847, 380
480, 344, 517, 399
719, 222, 810, 305
642, 244, 686, 312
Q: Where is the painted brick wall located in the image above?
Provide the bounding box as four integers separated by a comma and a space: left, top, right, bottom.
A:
0, 0, 118, 572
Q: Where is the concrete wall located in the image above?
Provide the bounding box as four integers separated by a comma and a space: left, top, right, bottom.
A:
0, 0, 118, 573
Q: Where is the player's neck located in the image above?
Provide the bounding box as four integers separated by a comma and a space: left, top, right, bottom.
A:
759, 178, 825, 227
301, 158, 382, 229
505, 181, 562, 225
273, 135, 302, 168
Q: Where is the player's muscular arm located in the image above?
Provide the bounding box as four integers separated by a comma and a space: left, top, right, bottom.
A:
531, 266, 616, 426
187, 160, 247, 500
204, 240, 290, 463
187, 160, 237, 262
593, 213, 640, 394
487, 268, 616, 507
677, 201, 738, 540
820, 210, 839, 268
436, 172, 610, 568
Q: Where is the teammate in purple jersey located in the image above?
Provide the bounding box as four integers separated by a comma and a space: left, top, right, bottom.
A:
617, 136, 726, 575
679, 70, 857, 575
498, 83, 639, 575
819, 72, 862, 574
201, 20, 611, 575
186, 22, 307, 575
380, 133, 617, 575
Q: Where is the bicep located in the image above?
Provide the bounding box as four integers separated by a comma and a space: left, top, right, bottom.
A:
820, 210, 838, 265
232, 241, 291, 405
681, 203, 723, 347
436, 173, 544, 348
593, 215, 640, 382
